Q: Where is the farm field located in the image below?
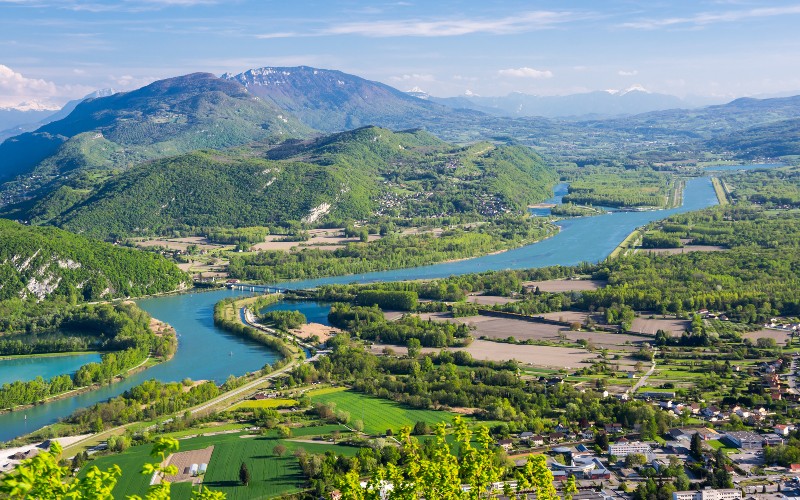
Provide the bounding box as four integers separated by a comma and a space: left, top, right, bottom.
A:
521, 279, 606, 292
630, 317, 690, 336
309, 388, 457, 435
229, 398, 298, 410
410, 312, 645, 350
636, 245, 727, 256
465, 294, 519, 305
743, 328, 793, 345
81, 430, 357, 499
370, 339, 606, 369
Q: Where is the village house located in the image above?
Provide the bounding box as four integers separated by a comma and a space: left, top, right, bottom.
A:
497, 439, 513, 452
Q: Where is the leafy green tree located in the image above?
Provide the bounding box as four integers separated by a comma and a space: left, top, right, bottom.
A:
407, 338, 422, 358
1, 437, 223, 499
564, 474, 579, 500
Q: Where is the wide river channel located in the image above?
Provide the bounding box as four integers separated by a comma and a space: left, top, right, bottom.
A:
0, 175, 720, 442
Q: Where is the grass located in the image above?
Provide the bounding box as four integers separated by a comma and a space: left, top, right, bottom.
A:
711, 177, 730, 205
305, 386, 348, 397
228, 398, 298, 410
160, 422, 250, 439
81, 431, 358, 499
309, 388, 458, 435
608, 228, 642, 259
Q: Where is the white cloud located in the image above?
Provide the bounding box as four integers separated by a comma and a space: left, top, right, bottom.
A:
618, 69, 638, 76
390, 73, 436, 82
498, 67, 553, 79
108, 74, 158, 89
0, 64, 59, 107
324, 10, 579, 37
255, 32, 301, 39
619, 5, 800, 29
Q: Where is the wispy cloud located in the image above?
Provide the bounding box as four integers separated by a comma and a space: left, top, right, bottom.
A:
618, 69, 638, 76
498, 67, 553, 79
0, 0, 218, 12
619, 5, 800, 29
321, 10, 581, 37
255, 32, 303, 39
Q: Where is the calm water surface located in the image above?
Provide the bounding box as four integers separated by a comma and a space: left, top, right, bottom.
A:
0, 353, 102, 386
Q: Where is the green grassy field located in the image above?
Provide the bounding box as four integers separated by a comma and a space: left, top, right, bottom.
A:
81, 429, 357, 499
228, 398, 298, 410
309, 388, 458, 435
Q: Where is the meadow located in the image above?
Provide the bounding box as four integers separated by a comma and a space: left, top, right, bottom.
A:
82, 429, 357, 499
308, 387, 458, 435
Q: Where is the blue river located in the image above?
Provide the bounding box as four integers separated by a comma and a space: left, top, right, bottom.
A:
0, 175, 720, 442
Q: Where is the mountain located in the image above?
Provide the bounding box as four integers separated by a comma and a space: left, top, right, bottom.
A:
222, 66, 471, 132
0, 218, 187, 304
0, 106, 58, 138
5, 126, 556, 239
0, 90, 116, 143
0, 73, 310, 189
428, 87, 688, 118
592, 94, 800, 138
706, 117, 800, 158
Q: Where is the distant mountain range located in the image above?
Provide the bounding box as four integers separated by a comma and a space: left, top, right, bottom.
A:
424, 86, 696, 119
0, 90, 116, 143
2, 64, 800, 239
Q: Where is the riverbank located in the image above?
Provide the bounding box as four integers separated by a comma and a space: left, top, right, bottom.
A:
608, 228, 643, 260
0, 316, 177, 416
0, 351, 103, 361
711, 176, 730, 205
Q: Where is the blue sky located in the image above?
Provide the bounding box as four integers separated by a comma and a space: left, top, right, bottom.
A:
2, 0, 800, 107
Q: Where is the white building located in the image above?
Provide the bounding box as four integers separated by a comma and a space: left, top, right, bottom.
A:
608, 441, 651, 457
673, 489, 741, 500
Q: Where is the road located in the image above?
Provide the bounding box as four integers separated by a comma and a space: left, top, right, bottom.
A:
787, 354, 799, 395
190, 357, 301, 415
242, 307, 316, 351
627, 360, 657, 395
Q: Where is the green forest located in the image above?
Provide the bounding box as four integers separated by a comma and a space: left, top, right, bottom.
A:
561, 167, 675, 208
5, 127, 557, 240
229, 217, 555, 282
0, 219, 187, 333
0, 303, 175, 410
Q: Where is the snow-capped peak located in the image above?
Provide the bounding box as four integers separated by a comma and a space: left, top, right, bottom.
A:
0, 99, 60, 112
606, 84, 651, 96
464, 89, 479, 97
407, 86, 426, 94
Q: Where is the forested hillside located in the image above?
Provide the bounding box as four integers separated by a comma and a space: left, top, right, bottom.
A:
0, 73, 310, 210
9, 127, 556, 239
0, 219, 187, 329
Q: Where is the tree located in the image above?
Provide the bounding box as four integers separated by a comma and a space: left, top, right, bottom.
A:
596, 432, 609, 451
564, 474, 579, 500
406, 338, 421, 358
337, 416, 505, 499
690, 432, 703, 460
273, 444, 287, 457
239, 462, 250, 486
625, 453, 647, 467
413, 421, 431, 435
1, 438, 223, 499
277, 425, 292, 439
